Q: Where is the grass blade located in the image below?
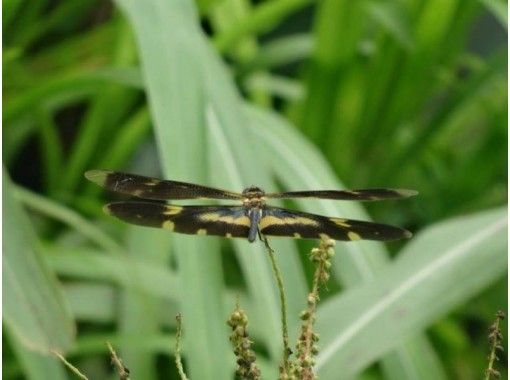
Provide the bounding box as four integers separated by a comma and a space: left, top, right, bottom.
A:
45, 245, 179, 301
315, 207, 507, 377
13, 185, 121, 253
213, 0, 315, 53
115, 1, 233, 377
119, 227, 172, 378
6, 331, 67, 380
3, 170, 75, 353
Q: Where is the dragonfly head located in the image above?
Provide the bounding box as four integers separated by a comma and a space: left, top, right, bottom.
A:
242, 186, 265, 208
242, 186, 264, 197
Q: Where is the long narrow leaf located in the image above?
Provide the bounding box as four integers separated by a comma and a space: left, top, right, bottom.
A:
3, 170, 75, 353
115, 1, 233, 377
45, 245, 179, 301
119, 227, 172, 378
6, 331, 67, 380
315, 207, 507, 377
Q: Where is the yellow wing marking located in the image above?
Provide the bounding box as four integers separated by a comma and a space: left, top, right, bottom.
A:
162, 221, 175, 231
198, 213, 250, 226
85, 170, 109, 186
197, 229, 207, 235
163, 206, 183, 215
259, 215, 319, 229
331, 218, 351, 228
145, 180, 161, 186
347, 231, 361, 241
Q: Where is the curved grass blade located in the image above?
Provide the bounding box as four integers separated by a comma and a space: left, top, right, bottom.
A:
3, 170, 75, 353
315, 207, 507, 378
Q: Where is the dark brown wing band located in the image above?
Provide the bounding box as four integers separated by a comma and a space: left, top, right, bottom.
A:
104, 202, 251, 239
259, 206, 411, 241
265, 189, 417, 201
85, 170, 243, 200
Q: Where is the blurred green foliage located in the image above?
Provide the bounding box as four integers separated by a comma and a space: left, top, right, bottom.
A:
3, 0, 507, 379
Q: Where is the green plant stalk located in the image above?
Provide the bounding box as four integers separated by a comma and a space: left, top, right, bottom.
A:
175, 314, 189, 380
52, 352, 89, 380
261, 235, 291, 375
213, 0, 314, 53
36, 107, 63, 197
484, 310, 505, 380
106, 342, 131, 380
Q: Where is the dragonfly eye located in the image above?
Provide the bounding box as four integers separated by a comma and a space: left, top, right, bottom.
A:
242, 186, 264, 196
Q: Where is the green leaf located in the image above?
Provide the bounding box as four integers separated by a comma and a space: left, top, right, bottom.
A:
61, 18, 139, 195
63, 283, 116, 323
247, 34, 313, 71
6, 330, 67, 380
300, 0, 366, 144
45, 245, 179, 301
363, 0, 414, 50
13, 185, 121, 253
244, 73, 304, 101
4, 70, 102, 123
212, 0, 315, 53
3, 170, 75, 353
315, 207, 507, 378
118, 227, 172, 378
114, 1, 233, 378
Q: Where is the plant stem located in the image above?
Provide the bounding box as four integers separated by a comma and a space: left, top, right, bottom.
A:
484, 310, 505, 380
175, 314, 189, 380
295, 238, 334, 379
106, 342, 130, 380
52, 351, 88, 380
260, 235, 291, 375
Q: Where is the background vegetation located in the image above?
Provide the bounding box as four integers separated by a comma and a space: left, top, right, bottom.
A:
3, 0, 508, 379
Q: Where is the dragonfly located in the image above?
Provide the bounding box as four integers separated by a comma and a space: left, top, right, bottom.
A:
85, 170, 417, 243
